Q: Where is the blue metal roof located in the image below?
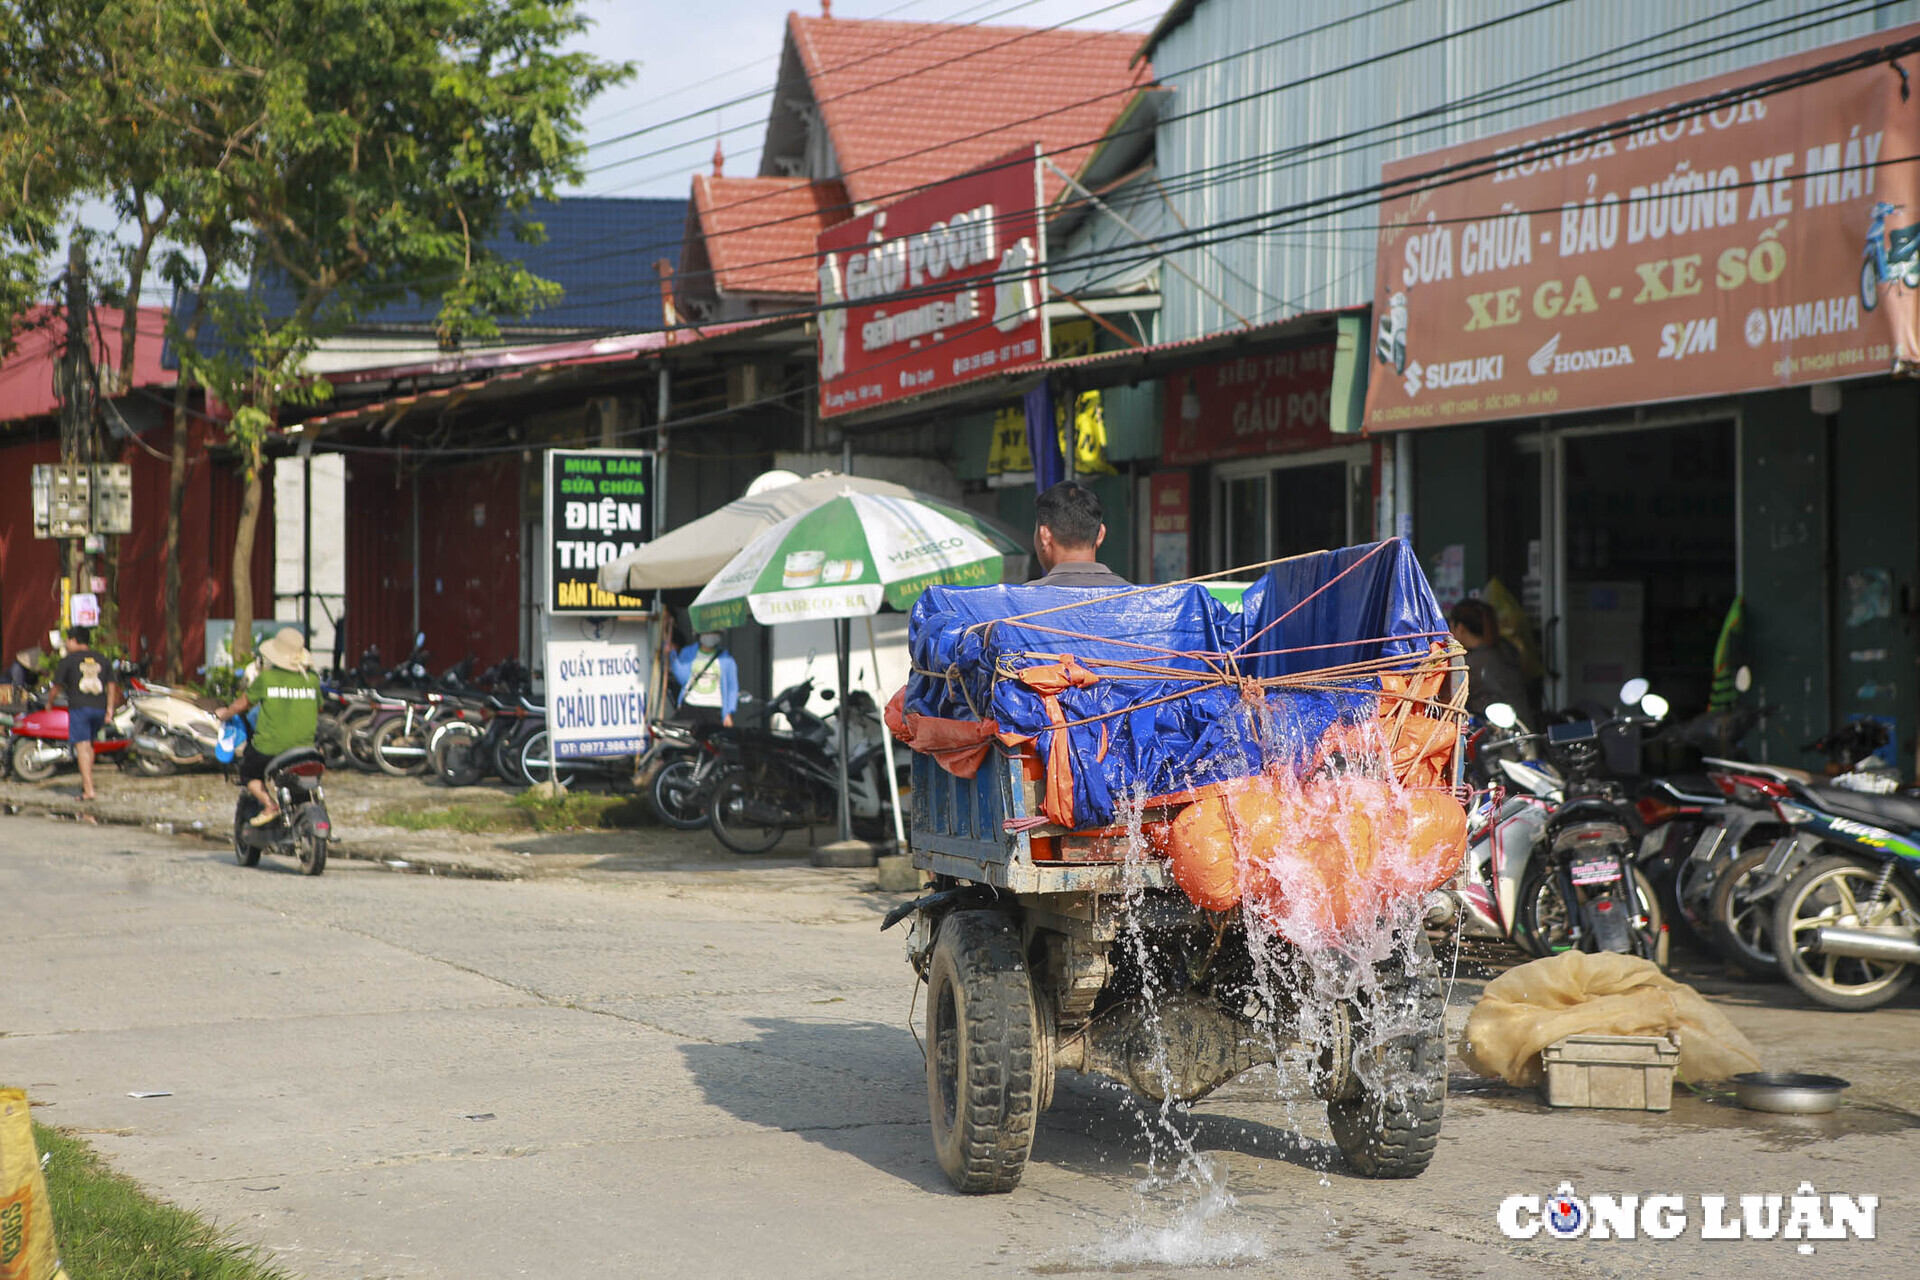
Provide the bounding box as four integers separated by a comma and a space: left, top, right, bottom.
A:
353, 196, 687, 333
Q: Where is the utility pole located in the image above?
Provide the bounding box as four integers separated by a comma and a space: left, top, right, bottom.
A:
57, 236, 94, 620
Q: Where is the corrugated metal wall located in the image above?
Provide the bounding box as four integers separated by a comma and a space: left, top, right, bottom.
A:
343, 455, 523, 672
1151, 0, 1920, 340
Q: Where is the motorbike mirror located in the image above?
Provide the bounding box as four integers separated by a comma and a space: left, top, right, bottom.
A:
1734, 665, 1753, 693
1485, 702, 1519, 730
415, 631, 426, 649
1640, 693, 1670, 720
1619, 677, 1651, 706
819, 688, 836, 700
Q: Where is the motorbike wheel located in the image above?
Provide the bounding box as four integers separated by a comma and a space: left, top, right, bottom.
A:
1518, 863, 1661, 959
317, 718, 353, 770
130, 747, 179, 777
9, 737, 60, 783
342, 710, 382, 772
439, 737, 487, 788
371, 716, 431, 777
649, 757, 712, 830
496, 727, 532, 788
1861, 258, 1880, 312
517, 730, 577, 790
706, 769, 787, 855
1771, 855, 1917, 1011
1708, 847, 1784, 981
231, 796, 262, 868
1327, 930, 1446, 1179
427, 723, 480, 782
297, 823, 328, 876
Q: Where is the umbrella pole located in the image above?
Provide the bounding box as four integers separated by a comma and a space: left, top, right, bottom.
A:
836, 617, 853, 843
867, 616, 907, 851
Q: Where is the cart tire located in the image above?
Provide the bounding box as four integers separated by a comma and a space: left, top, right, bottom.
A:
1327, 932, 1446, 1179
925, 909, 1039, 1194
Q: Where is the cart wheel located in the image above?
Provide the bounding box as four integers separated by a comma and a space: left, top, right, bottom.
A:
1327, 932, 1446, 1179
925, 909, 1039, 1194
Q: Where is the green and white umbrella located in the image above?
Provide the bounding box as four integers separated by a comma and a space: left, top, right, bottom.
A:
687, 491, 1018, 631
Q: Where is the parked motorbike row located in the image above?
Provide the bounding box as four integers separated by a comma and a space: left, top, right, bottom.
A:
1451, 675, 1920, 1011
315, 639, 906, 853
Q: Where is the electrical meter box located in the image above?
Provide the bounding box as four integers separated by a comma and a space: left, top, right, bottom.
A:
92, 463, 133, 533
30, 464, 131, 537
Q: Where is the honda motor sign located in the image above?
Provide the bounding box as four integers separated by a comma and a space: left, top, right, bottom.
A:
817, 145, 1047, 417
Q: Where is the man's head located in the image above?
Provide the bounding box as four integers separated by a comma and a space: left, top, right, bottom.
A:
66, 626, 91, 651
1449, 599, 1498, 650
1033, 481, 1106, 571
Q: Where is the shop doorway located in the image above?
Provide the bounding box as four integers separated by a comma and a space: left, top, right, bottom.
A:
1541, 419, 1738, 715
1212, 447, 1372, 573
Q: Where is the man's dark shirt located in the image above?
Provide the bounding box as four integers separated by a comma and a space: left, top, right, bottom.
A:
53, 648, 110, 710
1034, 558, 1131, 589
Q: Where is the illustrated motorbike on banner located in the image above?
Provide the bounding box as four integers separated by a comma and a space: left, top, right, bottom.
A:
1860, 200, 1920, 311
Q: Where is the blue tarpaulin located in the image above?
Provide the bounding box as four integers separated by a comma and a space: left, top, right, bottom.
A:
904, 539, 1448, 827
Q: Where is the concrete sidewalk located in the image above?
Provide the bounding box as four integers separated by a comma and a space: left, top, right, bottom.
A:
0, 767, 820, 882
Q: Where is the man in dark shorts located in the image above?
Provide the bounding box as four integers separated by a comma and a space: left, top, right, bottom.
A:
217, 628, 319, 826
53, 626, 117, 801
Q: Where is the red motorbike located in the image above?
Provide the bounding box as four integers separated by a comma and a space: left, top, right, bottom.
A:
6, 698, 135, 781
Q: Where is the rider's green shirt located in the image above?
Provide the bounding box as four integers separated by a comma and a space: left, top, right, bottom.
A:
248, 667, 320, 757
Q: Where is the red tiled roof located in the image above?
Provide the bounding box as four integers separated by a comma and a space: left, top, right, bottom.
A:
789, 14, 1153, 208
0, 306, 176, 425
691, 174, 852, 298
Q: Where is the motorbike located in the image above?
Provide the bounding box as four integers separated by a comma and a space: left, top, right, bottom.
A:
123, 675, 225, 776
429, 659, 535, 786
1473, 680, 1669, 961
1768, 780, 1920, 1010
1700, 719, 1900, 980
7, 696, 136, 781
1453, 744, 1562, 952
705, 681, 901, 854
1860, 200, 1920, 312
232, 743, 332, 876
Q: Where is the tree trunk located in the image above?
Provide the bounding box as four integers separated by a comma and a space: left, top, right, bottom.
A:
230, 440, 265, 667
160, 259, 216, 681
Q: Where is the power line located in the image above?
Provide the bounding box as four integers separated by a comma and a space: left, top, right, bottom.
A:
325, 0, 1889, 342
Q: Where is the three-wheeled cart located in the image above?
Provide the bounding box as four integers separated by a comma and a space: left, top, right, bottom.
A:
891, 744, 1451, 1194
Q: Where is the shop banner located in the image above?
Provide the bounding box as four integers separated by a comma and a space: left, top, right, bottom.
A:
1163, 345, 1337, 464
1363, 26, 1920, 432
543, 619, 652, 761
818, 146, 1047, 418
546, 449, 654, 615
1149, 472, 1191, 582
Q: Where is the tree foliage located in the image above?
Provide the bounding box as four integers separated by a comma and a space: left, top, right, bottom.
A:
5, 0, 629, 662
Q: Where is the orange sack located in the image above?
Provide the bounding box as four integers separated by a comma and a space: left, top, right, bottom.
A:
1164, 774, 1467, 942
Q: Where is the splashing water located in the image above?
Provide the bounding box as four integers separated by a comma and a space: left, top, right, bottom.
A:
1079, 1154, 1268, 1269
1071, 701, 1450, 1264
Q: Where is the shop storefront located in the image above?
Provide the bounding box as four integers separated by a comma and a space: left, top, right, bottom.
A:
1363, 26, 1920, 773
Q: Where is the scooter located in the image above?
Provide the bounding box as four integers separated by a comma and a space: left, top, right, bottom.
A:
1860, 200, 1920, 312
7, 698, 135, 781
1768, 784, 1920, 1010
232, 742, 332, 876
123, 676, 225, 775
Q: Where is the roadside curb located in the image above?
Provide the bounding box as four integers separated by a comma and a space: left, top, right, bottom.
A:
0, 795, 519, 881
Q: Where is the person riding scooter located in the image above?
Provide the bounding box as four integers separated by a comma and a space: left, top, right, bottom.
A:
217, 628, 319, 827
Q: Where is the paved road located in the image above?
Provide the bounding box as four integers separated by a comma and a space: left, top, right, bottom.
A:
1, 814, 1914, 1278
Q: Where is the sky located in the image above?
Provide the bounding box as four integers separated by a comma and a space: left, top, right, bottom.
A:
563, 0, 1166, 199
83, 0, 1168, 298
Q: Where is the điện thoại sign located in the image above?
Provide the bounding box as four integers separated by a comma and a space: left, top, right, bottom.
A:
546, 449, 654, 615
1362, 24, 1920, 432
816, 145, 1047, 418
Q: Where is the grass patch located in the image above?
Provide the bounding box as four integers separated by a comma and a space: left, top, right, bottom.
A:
369, 791, 650, 834
34, 1121, 294, 1280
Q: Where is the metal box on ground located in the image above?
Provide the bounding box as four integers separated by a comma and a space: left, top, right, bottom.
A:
1540, 1033, 1680, 1111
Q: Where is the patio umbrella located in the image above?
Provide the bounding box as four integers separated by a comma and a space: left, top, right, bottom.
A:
687, 491, 1016, 846
595, 471, 1025, 592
